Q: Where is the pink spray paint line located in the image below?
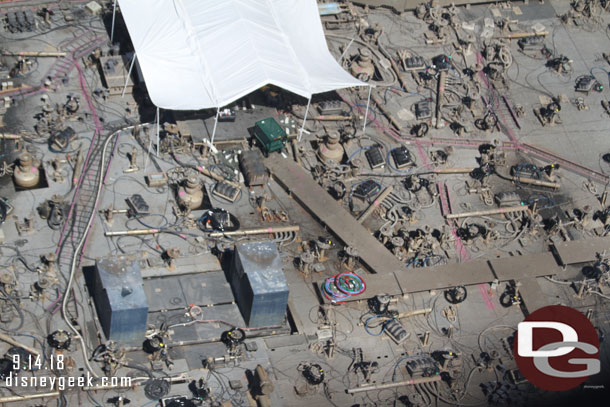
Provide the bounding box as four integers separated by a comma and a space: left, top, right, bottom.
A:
436, 181, 470, 262
478, 283, 496, 310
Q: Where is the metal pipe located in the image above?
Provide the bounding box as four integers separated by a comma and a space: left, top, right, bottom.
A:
0, 332, 41, 356
391, 57, 409, 92
291, 139, 301, 165
435, 70, 447, 129
513, 176, 560, 189
347, 375, 442, 394
195, 165, 240, 189
72, 149, 83, 186
501, 31, 548, 39
371, 93, 403, 131
363, 86, 372, 134
1, 51, 66, 57
358, 186, 393, 223
0, 133, 21, 139
209, 225, 300, 238
502, 96, 521, 129
422, 330, 430, 346
299, 97, 311, 141
0, 392, 60, 403
110, 0, 117, 43
105, 228, 160, 236
397, 308, 432, 319
445, 205, 528, 220
431, 168, 474, 174
121, 53, 136, 98
156, 107, 160, 157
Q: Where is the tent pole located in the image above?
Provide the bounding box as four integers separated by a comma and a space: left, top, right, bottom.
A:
210, 107, 221, 145
110, 0, 117, 43
121, 53, 136, 98
363, 85, 372, 134
143, 123, 153, 173
156, 107, 160, 157
339, 37, 355, 62
298, 97, 311, 142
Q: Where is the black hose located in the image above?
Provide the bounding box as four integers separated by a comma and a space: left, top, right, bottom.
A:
0, 200, 7, 225
122, 362, 153, 379
0, 286, 25, 332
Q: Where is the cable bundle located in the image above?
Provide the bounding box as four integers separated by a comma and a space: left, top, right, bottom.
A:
321, 272, 366, 303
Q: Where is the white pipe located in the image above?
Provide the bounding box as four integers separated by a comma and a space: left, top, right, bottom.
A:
143, 124, 153, 173
339, 37, 355, 62
156, 107, 160, 157
110, 0, 117, 43
210, 107, 221, 144
121, 53, 136, 98
363, 85, 372, 133
298, 97, 311, 142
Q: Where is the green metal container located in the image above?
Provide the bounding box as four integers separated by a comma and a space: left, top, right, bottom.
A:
253, 118, 287, 155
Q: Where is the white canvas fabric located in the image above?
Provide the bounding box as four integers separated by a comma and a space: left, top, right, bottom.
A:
118, 0, 365, 110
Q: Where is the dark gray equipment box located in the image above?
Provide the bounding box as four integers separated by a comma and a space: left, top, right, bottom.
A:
92, 255, 149, 345
230, 242, 289, 327
239, 150, 268, 186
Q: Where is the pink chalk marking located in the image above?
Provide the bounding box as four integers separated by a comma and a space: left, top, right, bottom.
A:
178, 191, 185, 196
478, 283, 495, 310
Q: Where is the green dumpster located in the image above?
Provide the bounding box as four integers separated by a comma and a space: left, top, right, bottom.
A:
253, 118, 288, 155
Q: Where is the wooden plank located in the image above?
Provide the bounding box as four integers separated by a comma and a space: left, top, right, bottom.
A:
488, 252, 561, 280
266, 157, 405, 275
395, 260, 495, 294
552, 237, 610, 265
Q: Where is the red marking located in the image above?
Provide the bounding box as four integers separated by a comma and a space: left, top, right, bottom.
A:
437, 181, 470, 262
478, 283, 495, 310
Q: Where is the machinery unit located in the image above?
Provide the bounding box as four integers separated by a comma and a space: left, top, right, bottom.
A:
575, 75, 602, 93
350, 48, 375, 81
230, 242, 289, 327
218, 108, 236, 122
213, 181, 240, 202
406, 355, 441, 377
13, 153, 43, 190
318, 100, 346, 116
365, 145, 385, 169
352, 180, 381, 201
405, 56, 426, 70
99, 55, 133, 96
239, 150, 268, 186
319, 131, 345, 163
91, 255, 149, 345
391, 146, 413, 169
125, 194, 150, 216
518, 35, 545, 51
415, 100, 432, 120
253, 118, 288, 155
177, 176, 209, 210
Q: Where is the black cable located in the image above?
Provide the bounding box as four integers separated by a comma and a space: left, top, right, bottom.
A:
144, 378, 171, 400
0, 245, 37, 272
122, 362, 153, 379
0, 286, 25, 332
0, 200, 7, 225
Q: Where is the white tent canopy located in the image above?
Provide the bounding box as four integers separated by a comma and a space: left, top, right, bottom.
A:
117, 0, 366, 111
